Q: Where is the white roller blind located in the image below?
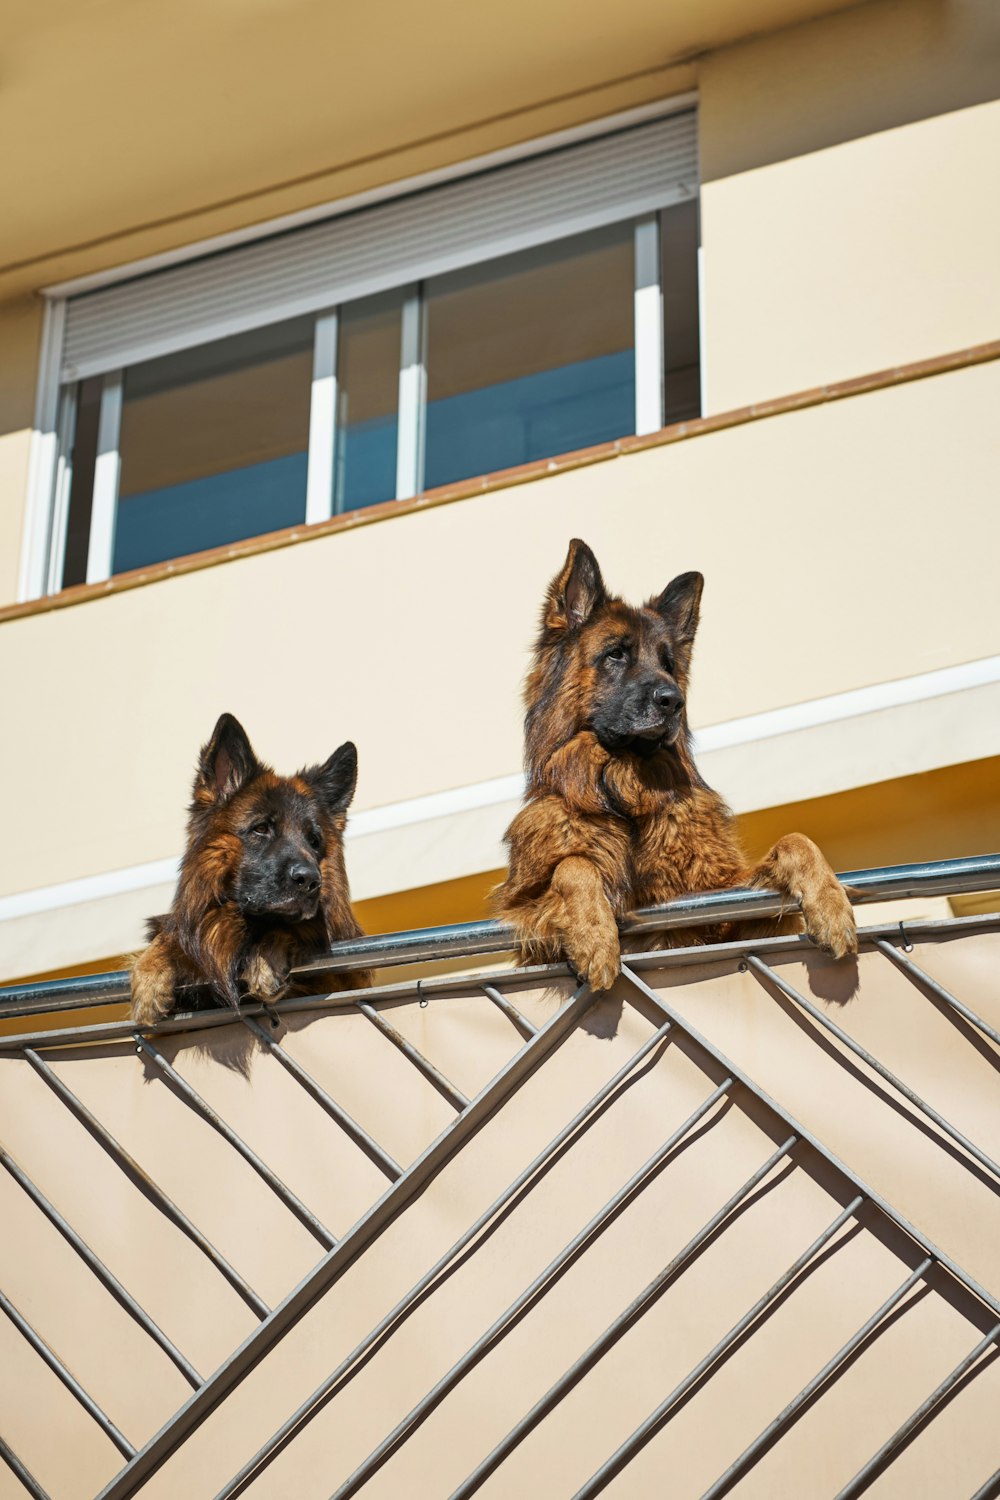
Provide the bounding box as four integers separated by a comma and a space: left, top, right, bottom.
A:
60, 111, 697, 381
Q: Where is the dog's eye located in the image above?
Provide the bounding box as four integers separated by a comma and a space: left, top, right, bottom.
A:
661, 654, 676, 675
250, 821, 271, 838
604, 645, 628, 665
307, 828, 324, 853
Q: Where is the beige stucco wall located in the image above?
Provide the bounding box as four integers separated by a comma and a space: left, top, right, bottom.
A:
0, 297, 42, 605
0, 357, 997, 907
699, 0, 1000, 410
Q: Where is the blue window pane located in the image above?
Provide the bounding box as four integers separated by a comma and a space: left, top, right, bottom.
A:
423, 224, 635, 491
115, 317, 313, 573
334, 292, 402, 513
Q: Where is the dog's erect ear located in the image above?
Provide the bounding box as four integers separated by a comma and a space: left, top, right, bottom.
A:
307, 741, 358, 815
545, 539, 606, 633
655, 572, 704, 647
196, 713, 260, 803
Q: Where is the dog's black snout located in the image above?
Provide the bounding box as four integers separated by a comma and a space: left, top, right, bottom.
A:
652, 684, 683, 714
288, 860, 320, 894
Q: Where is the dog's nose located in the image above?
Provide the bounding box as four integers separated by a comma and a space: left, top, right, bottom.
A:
652, 684, 683, 714
288, 861, 320, 895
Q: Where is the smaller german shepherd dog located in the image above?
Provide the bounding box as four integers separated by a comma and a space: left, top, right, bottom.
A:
130, 713, 370, 1022
493, 540, 857, 990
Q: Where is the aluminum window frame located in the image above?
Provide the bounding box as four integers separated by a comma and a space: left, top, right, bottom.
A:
19, 95, 700, 601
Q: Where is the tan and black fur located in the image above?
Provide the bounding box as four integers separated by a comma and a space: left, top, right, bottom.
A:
130, 713, 370, 1022
493, 539, 857, 990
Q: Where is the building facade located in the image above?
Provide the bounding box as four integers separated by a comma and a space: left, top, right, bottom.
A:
1, 0, 999, 981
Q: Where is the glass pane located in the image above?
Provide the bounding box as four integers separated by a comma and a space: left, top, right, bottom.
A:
661, 199, 701, 424
423, 223, 635, 491
334, 291, 402, 512
61, 376, 102, 589
113, 317, 313, 573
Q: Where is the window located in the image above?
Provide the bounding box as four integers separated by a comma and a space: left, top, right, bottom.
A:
33, 108, 700, 596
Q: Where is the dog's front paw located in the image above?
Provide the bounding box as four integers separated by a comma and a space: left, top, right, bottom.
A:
802, 881, 858, 959
566, 927, 622, 993
130, 958, 175, 1024
242, 950, 289, 1000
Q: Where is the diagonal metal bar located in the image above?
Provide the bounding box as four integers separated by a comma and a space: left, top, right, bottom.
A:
746, 955, 1000, 1188
329, 1078, 740, 1500
569, 1195, 864, 1500
0, 1434, 50, 1499
617, 965, 1000, 1322
96, 983, 595, 1500
354, 998, 469, 1110
970, 1466, 1000, 1500
874, 939, 1000, 1051
239, 1015, 402, 1182
699, 1257, 933, 1500
833, 1319, 1000, 1500
0, 1146, 201, 1389
22, 1047, 269, 1320
216, 1017, 676, 1500
133, 1034, 337, 1250
480, 984, 537, 1040
453, 1138, 820, 1499
0, 1287, 136, 1460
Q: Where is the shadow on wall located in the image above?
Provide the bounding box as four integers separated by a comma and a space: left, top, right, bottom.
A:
699, 0, 1000, 182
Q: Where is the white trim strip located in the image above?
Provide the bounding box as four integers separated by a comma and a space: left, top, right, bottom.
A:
3, 653, 998, 924
18, 299, 66, 603
305, 311, 338, 526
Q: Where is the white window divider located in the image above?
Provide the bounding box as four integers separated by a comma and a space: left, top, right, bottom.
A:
305, 311, 339, 526
85, 371, 123, 585
633, 216, 664, 437
395, 288, 426, 501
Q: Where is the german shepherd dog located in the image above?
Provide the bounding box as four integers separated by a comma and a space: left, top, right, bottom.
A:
493, 540, 857, 990
130, 714, 370, 1023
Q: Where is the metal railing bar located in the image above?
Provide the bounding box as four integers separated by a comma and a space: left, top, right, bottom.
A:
133, 1034, 337, 1251
970, 1466, 1000, 1500
353, 999, 469, 1111
2, 912, 999, 1051
453, 1140, 822, 1500
874, 939, 1000, 1051
95, 983, 595, 1500
238, 1015, 402, 1183
480, 984, 537, 1039
0, 1147, 201, 1389
329, 1079, 741, 1500
617, 965, 1000, 1322
833, 1320, 1000, 1500
570, 1195, 864, 1500
0, 1286, 136, 1460
698, 1257, 933, 1500
4, 854, 998, 1021
0, 1434, 50, 1499
21, 1047, 270, 1320
745, 955, 1000, 1189
215, 1018, 676, 1500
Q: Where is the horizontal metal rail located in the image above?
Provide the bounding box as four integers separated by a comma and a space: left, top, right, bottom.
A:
698, 1258, 934, 1499
3, 853, 997, 1019
0, 1433, 50, 1499
745, 955, 1000, 1189
0, 1286, 135, 1460
330, 1081, 743, 1500
216, 1018, 676, 1500
134, 1034, 337, 1251
239, 1015, 402, 1182
22, 1047, 270, 1320
833, 1320, 1000, 1500
96, 983, 595, 1500
970, 1466, 1000, 1500
0, 1146, 201, 1389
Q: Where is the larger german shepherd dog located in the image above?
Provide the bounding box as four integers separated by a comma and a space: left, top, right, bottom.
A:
130, 713, 370, 1022
493, 540, 857, 990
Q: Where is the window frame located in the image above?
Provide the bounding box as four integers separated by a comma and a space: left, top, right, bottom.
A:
20, 95, 699, 601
